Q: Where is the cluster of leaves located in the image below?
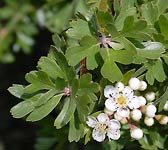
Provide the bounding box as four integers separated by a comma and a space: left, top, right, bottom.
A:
0, 0, 88, 63
9, 0, 168, 149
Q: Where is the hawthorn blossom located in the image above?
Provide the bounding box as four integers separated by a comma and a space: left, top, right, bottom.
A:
104, 84, 141, 118
86, 113, 121, 142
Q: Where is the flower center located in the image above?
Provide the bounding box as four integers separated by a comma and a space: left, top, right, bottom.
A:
117, 96, 127, 107
98, 123, 107, 133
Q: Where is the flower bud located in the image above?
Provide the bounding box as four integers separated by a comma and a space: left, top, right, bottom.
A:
155, 115, 168, 125
104, 107, 114, 115
146, 104, 157, 118
164, 101, 168, 111
131, 109, 142, 121
138, 96, 146, 106
120, 118, 128, 124
145, 92, 155, 101
114, 112, 123, 121
129, 78, 141, 90
130, 127, 143, 140
138, 81, 147, 91
115, 82, 124, 92
144, 117, 154, 126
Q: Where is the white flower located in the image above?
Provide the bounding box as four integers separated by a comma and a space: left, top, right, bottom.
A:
86, 113, 121, 142
145, 92, 155, 101
138, 81, 147, 91
144, 117, 154, 126
104, 85, 141, 118
129, 78, 141, 90
131, 109, 142, 121
130, 127, 143, 140
146, 104, 157, 118
163, 101, 168, 111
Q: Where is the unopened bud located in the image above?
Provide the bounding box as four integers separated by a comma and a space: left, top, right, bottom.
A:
138, 96, 147, 106
164, 101, 168, 111
131, 109, 142, 121
138, 81, 147, 91
146, 104, 157, 118
114, 112, 123, 121
145, 92, 155, 101
144, 117, 154, 126
129, 78, 141, 90
155, 115, 168, 125
104, 107, 114, 115
130, 127, 143, 140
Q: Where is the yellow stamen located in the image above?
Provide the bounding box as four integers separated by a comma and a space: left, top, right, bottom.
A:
117, 96, 127, 107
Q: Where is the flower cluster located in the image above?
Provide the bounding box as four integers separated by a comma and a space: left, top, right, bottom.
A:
86, 78, 168, 142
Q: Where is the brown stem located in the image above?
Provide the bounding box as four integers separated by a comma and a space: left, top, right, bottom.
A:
80, 58, 88, 76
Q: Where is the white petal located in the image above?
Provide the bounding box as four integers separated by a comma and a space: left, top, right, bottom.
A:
92, 127, 106, 142
105, 99, 117, 112
104, 85, 118, 98
86, 116, 97, 128
128, 96, 141, 109
115, 82, 125, 92
107, 129, 120, 140
122, 86, 134, 97
97, 113, 109, 123
108, 119, 121, 129
117, 107, 130, 118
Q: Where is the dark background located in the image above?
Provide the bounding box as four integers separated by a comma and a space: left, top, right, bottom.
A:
0, 29, 52, 150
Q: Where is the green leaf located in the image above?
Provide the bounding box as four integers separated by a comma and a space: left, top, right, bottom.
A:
66, 19, 91, 40
141, 2, 159, 25
10, 95, 40, 118
153, 59, 166, 82
106, 24, 137, 53
158, 15, 168, 40
97, 11, 113, 28
121, 16, 151, 41
157, 0, 168, 15
114, 5, 136, 31
136, 42, 165, 59
88, 0, 109, 11
146, 65, 155, 85
38, 57, 65, 80
101, 56, 123, 82
49, 46, 76, 82
54, 97, 76, 129
25, 71, 55, 90
66, 36, 99, 70
8, 84, 25, 98
145, 59, 166, 85
154, 87, 168, 112
100, 47, 134, 82
26, 94, 63, 122
36, 89, 59, 107
76, 96, 90, 122
68, 115, 84, 142
84, 129, 91, 144
79, 73, 99, 93
52, 34, 66, 50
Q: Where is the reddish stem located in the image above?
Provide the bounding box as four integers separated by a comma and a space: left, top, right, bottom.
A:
80, 58, 88, 76
126, 118, 135, 130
